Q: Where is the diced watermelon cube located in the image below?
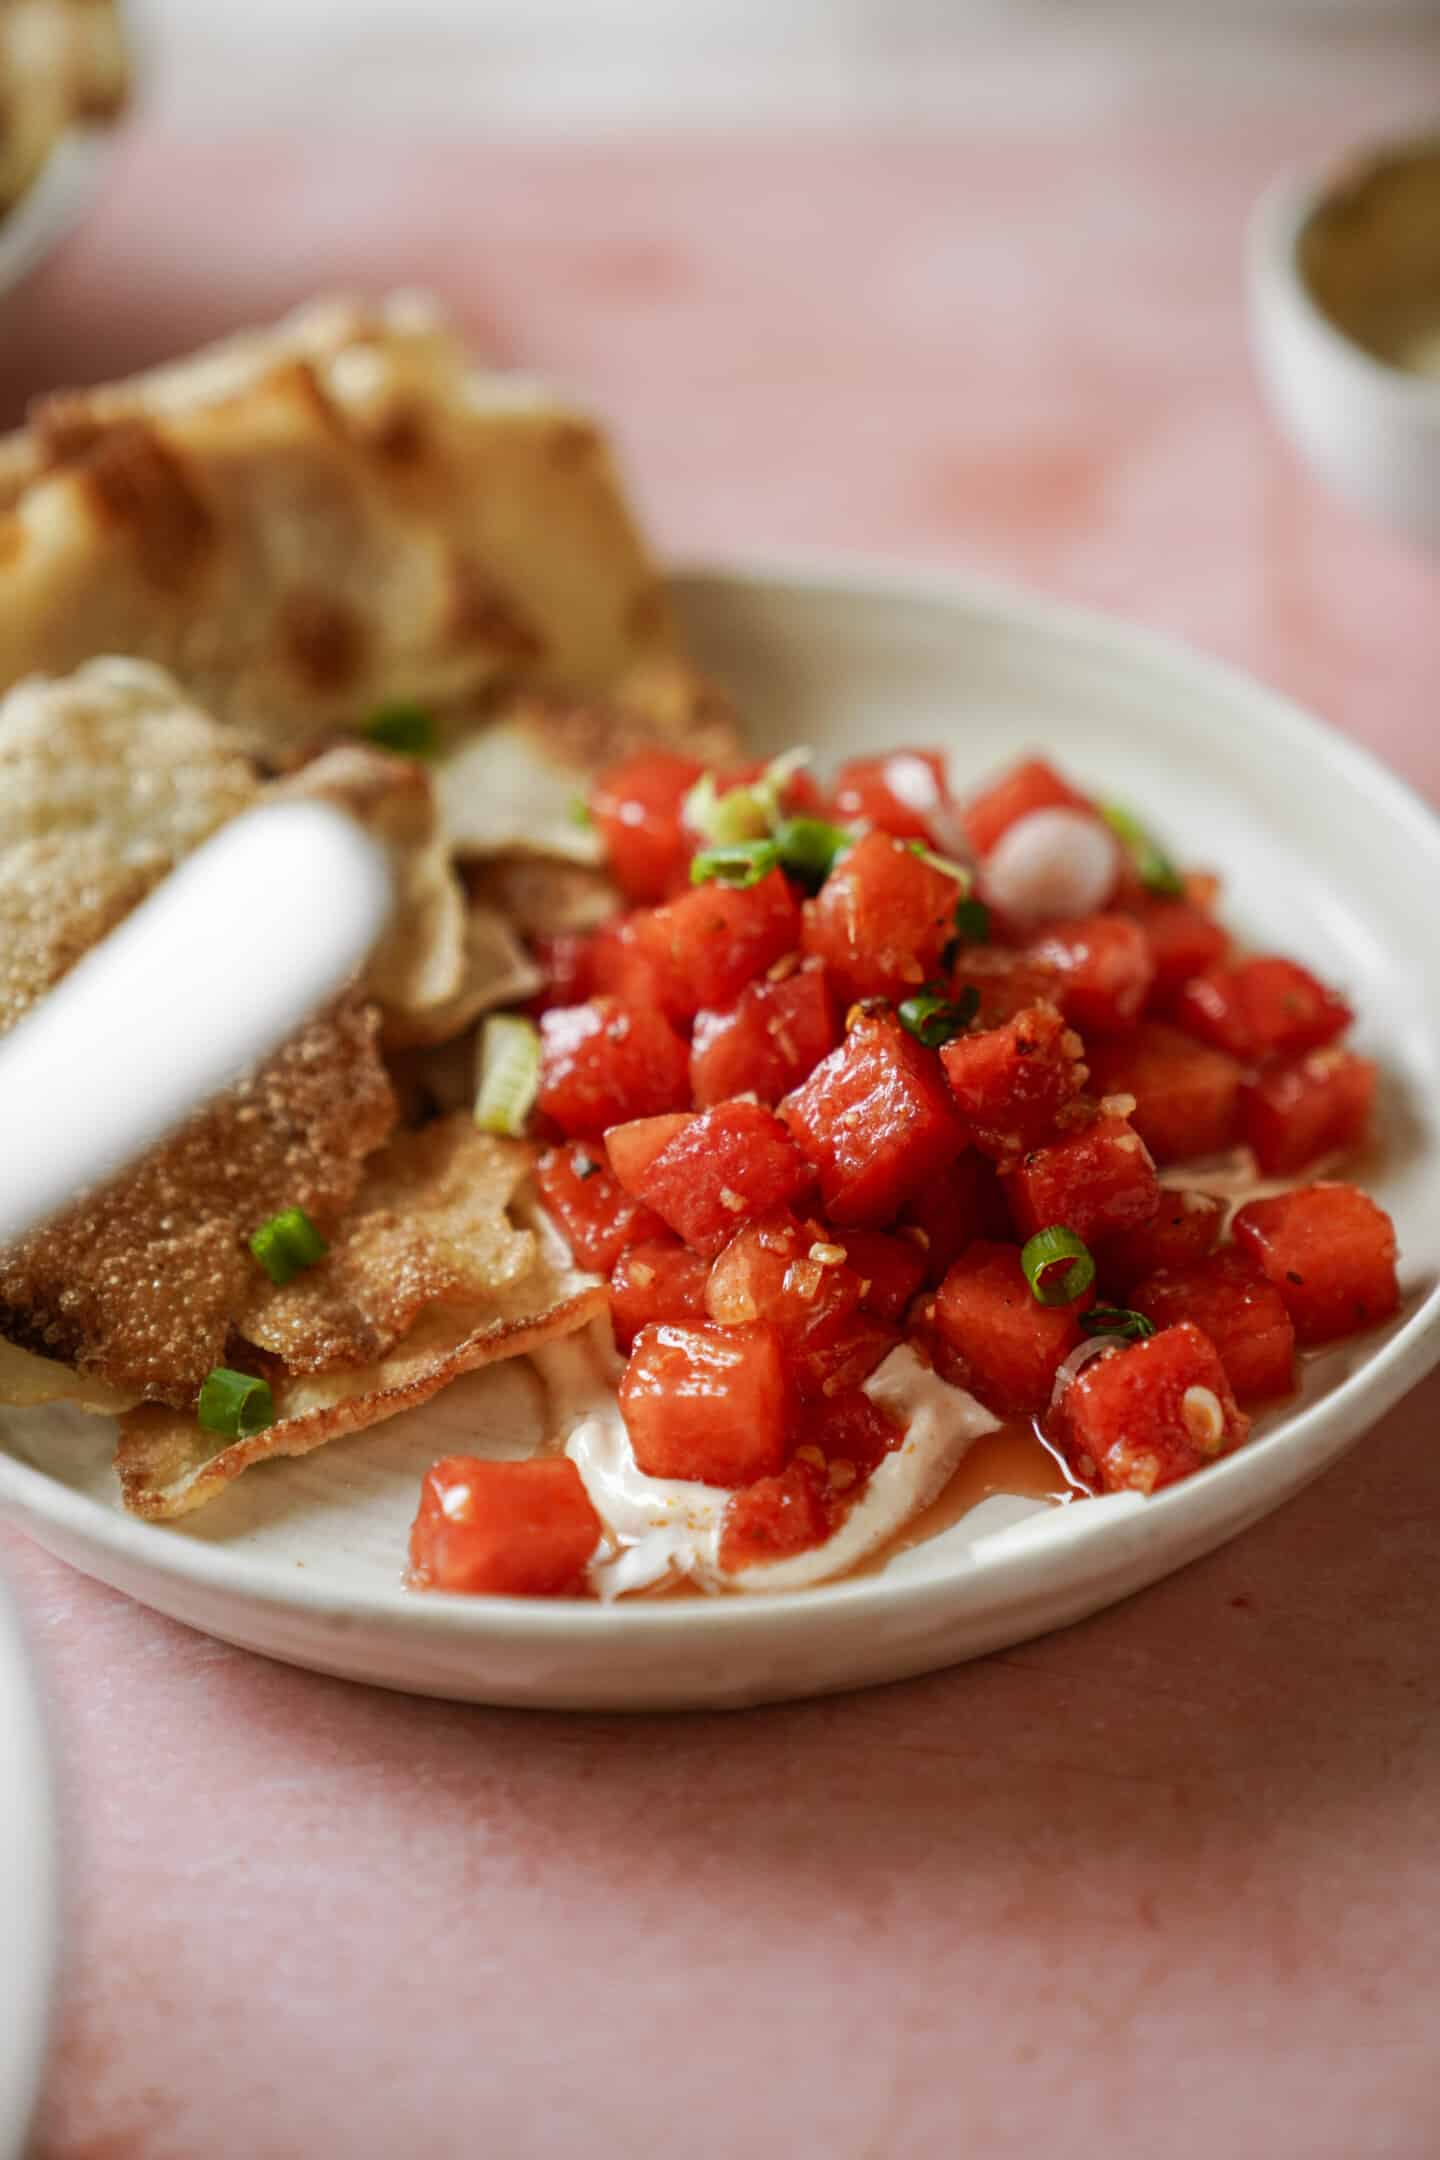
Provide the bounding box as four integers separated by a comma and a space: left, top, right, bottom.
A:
409, 1457, 601, 1596
1173, 957, 1351, 1062
1232, 1185, 1399, 1345
1133, 898, 1229, 1004
607, 1100, 813, 1255
1240, 1050, 1376, 1176
620, 1321, 790, 1485
801, 830, 960, 1002
590, 750, 704, 904
933, 1239, 1089, 1419
814, 1386, 907, 1482
608, 1239, 711, 1352
899, 1150, 998, 1283
595, 867, 802, 1026
1085, 1022, 1243, 1165
1131, 1250, 1296, 1403
940, 1002, 1085, 1159
719, 1459, 831, 1572
949, 947, 1065, 1028
1094, 1188, 1224, 1294
689, 960, 839, 1108
526, 930, 597, 1016
1055, 1321, 1249, 1494
537, 998, 691, 1138
1004, 1114, 1161, 1244
830, 750, 952, 842
1027, 915, 1154, 1031
834, 1228, 928, 1323
961, 757, 1091, 857
603, 1111, 696, 1190
780, 1010, 966, 1226
704, 1211, 897, 1401
534, 1143, 665, 1273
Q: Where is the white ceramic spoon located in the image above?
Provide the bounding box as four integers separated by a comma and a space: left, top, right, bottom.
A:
0, 802, 392, 1246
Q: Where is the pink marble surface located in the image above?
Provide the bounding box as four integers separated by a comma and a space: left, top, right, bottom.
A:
4, 104, 1440, 2159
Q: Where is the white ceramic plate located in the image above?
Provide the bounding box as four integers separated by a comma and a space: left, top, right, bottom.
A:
0, 1574, 56, 2160
1, 557, 1438, 1710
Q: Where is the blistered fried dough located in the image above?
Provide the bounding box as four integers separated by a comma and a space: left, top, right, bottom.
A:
274, 744, 468, 1027
462, 854, 619, 941
0, 998, 396, 1405
0, 295, 681, 756
436, 675, 741, 861
381, 905, 542, 1052
116, 1273, 608, 1520
239, 1117, 536, 1375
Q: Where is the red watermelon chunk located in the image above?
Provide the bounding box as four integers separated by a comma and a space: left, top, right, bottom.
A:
606, 1100, 813, 1255
933, 1239, 1089, 1419
780, 1010, 966, 1226
1004, 1113, 1160, 1245
1232, 1186, 1398, 1345
620, 1321, 790, 1485
1131, 1250, 1296, 1403
409, 1457, 602, 1596
801, 830, 960, 1002
1173, 956, 1351, 1062
608, 1239, 710, 1351
940, 1002, 1085, 1159
1240, 1050, 1375, 1176
537, 999, 691, 1138
1056, 1321, 1249, 1495
1085, 1022, 1242, 1165
689, 960, 839, 1108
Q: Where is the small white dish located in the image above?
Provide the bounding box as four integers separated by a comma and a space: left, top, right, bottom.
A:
0, 556, 1438, 1711
1249, 134, 1440, 551
0, 1574, 56, 2160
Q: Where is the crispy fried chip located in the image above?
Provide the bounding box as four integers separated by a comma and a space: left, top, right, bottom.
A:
0, 295, 680, 757
0, 0, 128, 216
462, 855, 619, 942
435, 673, 741, 861
115, 1206, 606, 1519
273, 743, 468, 1030
380, 904, 542, 1052
238, 1116, 536, 1374
0, 997, 396, 1405
0, 1337, 136, 1414
0, 657, 259, 1027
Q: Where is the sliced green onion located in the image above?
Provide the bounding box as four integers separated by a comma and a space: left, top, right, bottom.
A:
1021, 1226, 1096, 1307
568, 794, 593, 830
1081, 1306, 1156, 1342
362, 700, 437, 757
897, 984, 980, 1050
198, 1367, 275, 1440
1100, 802, 1184, 898
774, 816, 853, 889
952, 896, 991, 944
249, 1206, 329, 1287
904, 840, 973, 889
682, 748, 815, 850
690, 838, 782, 889
475, 1013, 542, 1136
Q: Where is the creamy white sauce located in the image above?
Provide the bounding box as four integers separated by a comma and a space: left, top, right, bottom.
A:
530, 1328, 999, 1599
981, 807, 1119, 929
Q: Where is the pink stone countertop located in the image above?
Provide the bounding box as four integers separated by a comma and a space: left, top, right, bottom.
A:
4, 99, 1440, 2160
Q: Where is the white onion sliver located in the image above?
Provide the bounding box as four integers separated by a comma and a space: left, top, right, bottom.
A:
1050, 1333, 1130, 1409
982, 808, 1120, 929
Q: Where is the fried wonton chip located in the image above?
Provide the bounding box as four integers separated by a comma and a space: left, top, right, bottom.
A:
238, 1116, 536, 1374
435, 672, 741, 862
273, 743, 468, 1030
0, 1337, 136, 1414
0, 997, 396, 1405
462, 854, 619, 942
380, 905, 542, 1052
0, 0, 128, 216
115, 1207, 607, 1519
0, 295, 682, 758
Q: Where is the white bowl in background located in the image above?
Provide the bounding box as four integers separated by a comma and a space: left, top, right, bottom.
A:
0, 556, 1438, 1711
1249, 135, 1440, 552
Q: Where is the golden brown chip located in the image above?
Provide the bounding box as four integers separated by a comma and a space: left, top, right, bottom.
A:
238, 1115, 536, 1375
115, 1253, 607, 1519
380, 904, 542, 1051
0, 997, 396, 1405
462, 855, 619, 941
0, 1337, 137, 1415
272, 743, 469, 1030
0, 296, 680, 757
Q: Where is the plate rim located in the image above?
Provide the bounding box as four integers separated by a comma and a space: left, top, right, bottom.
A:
1, 547, 1438, 1651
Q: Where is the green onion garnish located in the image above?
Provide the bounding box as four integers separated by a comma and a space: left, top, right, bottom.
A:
774, 816, 853, 889
952, 896, 991, 943
897, 984, 980, 1049
198, 1367, 275, 1440
475, 1013, 542, 1136
249, 1206, 329, 1287
682, 748, 815, 849
568, 794, 593, 830
1081, 1306, 1156, 1342
690, 838, 782, 889
1021, 1226, 1096, 1307
362, 700, 437, 757
906, 840, 972, 889
1100, 803, 1184, 898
